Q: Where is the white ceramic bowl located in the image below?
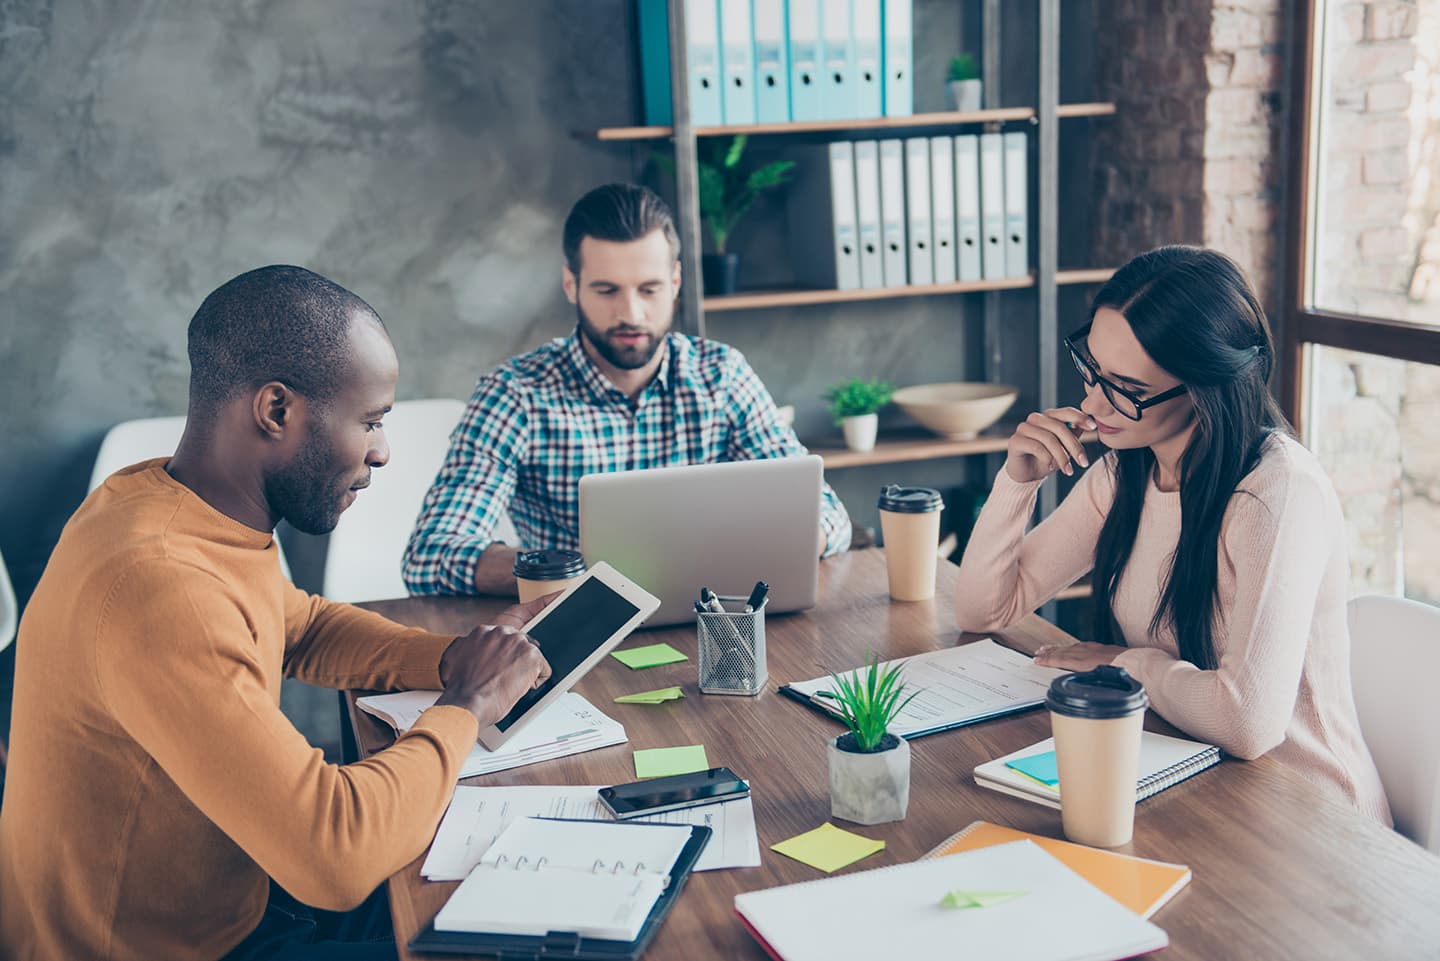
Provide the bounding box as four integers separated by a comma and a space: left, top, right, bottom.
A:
891, 382, 1019, 440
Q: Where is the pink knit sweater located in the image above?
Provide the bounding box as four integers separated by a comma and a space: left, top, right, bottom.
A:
955, 433, 1391, 824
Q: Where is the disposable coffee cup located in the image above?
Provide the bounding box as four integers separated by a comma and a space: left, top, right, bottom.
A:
512, 549, 587, 603
877, 486, 944, 601
1046, 665, 1149, 847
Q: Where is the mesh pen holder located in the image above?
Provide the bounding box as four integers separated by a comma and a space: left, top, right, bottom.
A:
697, 596, 768, 696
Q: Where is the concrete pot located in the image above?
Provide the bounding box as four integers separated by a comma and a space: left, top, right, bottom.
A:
841, 413, 879, 452
828, 733, 910, 825
947, 79, 983, 112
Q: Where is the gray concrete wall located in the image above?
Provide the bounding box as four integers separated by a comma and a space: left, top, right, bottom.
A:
0, 0, 1097, 745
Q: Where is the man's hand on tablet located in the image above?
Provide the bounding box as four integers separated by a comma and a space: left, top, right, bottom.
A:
436, 622, 553, 727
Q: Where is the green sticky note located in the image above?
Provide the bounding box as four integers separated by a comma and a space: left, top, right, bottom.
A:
1006, 751, 1060, 786
940, 890, 1028, 909
770, 823, 886, 873
614, 686, 685, 705
633, 745, 709, 778
611, 643, 689, 669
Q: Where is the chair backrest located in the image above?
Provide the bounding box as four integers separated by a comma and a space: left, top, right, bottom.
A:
0, 546, 16, 656
322, 399, 471, 602
90, 416, 292, 580
1348, 593, 1440, 852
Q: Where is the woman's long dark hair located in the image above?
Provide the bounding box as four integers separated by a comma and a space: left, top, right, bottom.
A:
1090, 246, 1290, 670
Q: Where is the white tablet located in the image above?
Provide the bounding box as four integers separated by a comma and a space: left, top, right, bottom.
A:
475, 561, 661, 751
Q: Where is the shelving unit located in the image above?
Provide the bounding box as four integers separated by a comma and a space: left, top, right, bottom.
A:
702, 268, 1114, 312
810, 428, 1014, 469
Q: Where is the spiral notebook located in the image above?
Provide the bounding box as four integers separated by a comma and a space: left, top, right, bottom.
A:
410, 817, 710, 959
973, 731, 1221, 811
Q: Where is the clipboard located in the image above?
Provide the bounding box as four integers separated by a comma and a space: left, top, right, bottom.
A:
408, 821, 711, 959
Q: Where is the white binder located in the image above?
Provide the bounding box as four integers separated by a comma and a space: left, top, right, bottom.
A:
786, 142, 861, 290
954, 134, 983, 281
881, 0, 912, 117
852, 0, 884, 119
718, 0, 756, 125
929, 136, 957, 284
752, 0, 790, 123
686, 0, 723, 126
787, 0, 824, 122
904, 137, 933, 286
1003, 131, 1030, 278
853, 140, 885, 289
979, 131, 1006, 281
878, 139, 908, 286
820, 0, 855, 120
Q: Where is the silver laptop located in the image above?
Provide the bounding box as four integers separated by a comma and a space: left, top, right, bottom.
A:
579, 456, 823, 627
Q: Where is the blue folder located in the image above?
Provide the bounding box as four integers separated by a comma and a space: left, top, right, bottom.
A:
787, 0, 824, 121
852, 0, 883, 119
881, 0, 913, 117
718, 0, 756, 124
752, 0, 791, 123
819, 0, 856, 121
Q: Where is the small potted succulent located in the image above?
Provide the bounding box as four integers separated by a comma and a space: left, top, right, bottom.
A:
947, 54, 982, 112
824, 378, 894, 452
819, 655, 918, 825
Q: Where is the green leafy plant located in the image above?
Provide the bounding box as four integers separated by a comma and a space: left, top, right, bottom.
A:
653, 135, 795, 254
824, 378, 894, 424
947, 54, 980, 83
816, 654, 919, 753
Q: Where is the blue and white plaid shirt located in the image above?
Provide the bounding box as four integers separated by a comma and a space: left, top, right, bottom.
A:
403, 332, 852, 595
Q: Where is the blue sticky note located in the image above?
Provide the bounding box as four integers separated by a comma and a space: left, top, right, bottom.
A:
1006, 751, 1060, 786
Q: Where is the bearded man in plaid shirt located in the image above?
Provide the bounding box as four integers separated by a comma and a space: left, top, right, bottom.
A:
403, 183, 852, 596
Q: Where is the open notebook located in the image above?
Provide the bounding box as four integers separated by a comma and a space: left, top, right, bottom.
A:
923, 821, 1191, 919
734, 840, 1167, 961
974, 731, 1220, 810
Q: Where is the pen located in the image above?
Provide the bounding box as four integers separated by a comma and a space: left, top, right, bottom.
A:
744, 581, 769, 614
698, 587, 755, 675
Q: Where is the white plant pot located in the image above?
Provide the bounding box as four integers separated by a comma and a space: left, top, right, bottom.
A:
828, 733, 910, 825
841, 414, 879, 452
947, 79, 983, 112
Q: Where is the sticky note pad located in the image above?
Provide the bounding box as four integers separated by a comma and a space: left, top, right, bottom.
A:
770, 823, 886, 873
614, 687, 685, 705
611, 643, 689, 670
1005, 751, 1059, 786
940, 889, 1028, 909
634, 745, 709, 778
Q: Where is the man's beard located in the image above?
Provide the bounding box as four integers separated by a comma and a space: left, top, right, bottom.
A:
575, 301, 670, 370
264, 428, 353, 536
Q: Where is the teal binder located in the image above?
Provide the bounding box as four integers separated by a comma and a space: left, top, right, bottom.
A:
787, 0, 824, 121
819, 0, 856, 121
852, 0, 883, 118
719, 0, 756, 124
637, 0, 673, 125
752, 0, 791, 123
881, 0, 912, 117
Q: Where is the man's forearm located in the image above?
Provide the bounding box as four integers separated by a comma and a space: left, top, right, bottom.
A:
474, 544, 521, 596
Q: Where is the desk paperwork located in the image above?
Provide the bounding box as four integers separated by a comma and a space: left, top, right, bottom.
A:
355, 690, 625, 778
974, 732, 1221, 810
421, 784, 761, 880
734, 840, 1168, 961
923, 821, 1191, 918
781, 639, 1065, 738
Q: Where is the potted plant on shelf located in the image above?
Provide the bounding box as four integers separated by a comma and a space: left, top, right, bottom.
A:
947, 53, 982, 112
654, 135, 795, 295
824, 378, 893, 453
819, 655, 918, 825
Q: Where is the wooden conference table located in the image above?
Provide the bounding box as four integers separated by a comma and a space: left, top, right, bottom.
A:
352, 550, 1440, 960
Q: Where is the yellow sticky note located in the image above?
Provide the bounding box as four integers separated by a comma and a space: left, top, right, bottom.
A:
770, 823, 886, 873
611, 643, 689, 669
614, 687, 685, 705
633, 745, 709, 778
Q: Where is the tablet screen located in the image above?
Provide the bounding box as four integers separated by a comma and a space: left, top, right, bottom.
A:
495, 576, 642, 731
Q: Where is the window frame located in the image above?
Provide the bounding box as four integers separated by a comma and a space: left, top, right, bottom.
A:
1281, 0, 1440, 435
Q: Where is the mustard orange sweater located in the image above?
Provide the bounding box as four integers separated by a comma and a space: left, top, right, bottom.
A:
0, 461, 480, 961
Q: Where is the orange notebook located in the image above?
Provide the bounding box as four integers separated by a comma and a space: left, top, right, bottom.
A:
922, 820, 1190, 918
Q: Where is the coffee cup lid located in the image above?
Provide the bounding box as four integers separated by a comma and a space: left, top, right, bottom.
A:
877, 485, 944, 513
512, 549, 587, 580
1045, 665, 1148, 719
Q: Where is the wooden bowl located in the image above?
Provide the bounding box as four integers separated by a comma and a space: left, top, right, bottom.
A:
891, 382, 1019, 440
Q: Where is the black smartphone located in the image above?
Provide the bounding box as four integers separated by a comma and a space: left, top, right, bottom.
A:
598, 767, 750, 819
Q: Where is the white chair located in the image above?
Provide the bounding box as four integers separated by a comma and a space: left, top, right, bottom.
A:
323, 399, 519, 602
1348, 593, 1440, 852
91, 416, 293, 580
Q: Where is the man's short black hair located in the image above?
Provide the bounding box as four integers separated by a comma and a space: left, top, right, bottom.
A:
186, 265, 382, 421
562, 183, 680, 275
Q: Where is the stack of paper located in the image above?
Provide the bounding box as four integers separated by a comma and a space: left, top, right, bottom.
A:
355, 690, 626, 779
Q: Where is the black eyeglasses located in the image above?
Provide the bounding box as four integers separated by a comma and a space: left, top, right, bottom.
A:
1063, 323, 1187, 421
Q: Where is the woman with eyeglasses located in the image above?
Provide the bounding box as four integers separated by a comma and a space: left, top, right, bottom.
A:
954, 245, 1390, 823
